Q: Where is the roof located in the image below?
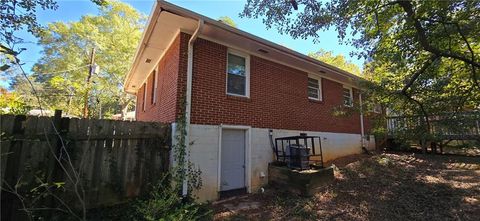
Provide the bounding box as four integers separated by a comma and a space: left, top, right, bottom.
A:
124, 1, 364, 94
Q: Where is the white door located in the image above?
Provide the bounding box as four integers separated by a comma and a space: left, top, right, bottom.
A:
220, 129, 246, 191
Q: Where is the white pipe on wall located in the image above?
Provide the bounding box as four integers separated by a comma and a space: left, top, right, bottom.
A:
183, 19, 204, 197
359, 93, 366, 148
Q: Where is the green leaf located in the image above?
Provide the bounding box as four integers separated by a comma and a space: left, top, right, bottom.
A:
53, 182, 65, 188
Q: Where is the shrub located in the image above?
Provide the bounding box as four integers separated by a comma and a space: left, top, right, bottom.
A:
135, 174, 212, 221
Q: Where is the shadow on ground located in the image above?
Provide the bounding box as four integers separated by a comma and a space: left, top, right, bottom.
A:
213, 153, 480, 221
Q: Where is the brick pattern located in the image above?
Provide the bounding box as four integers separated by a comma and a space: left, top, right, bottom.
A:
190, 38, 364, 134
135, 33, 187, 123
136, 32, 371, 134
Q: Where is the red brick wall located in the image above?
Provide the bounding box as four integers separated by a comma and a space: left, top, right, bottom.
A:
135, 33, 188, 122
136, 32, 370, 134
190, 37, 365, 134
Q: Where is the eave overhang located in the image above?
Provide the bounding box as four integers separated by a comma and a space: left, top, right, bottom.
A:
124, 1, 365, 94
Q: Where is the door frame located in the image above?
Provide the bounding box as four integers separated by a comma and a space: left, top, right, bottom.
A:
217, 124, 252, 194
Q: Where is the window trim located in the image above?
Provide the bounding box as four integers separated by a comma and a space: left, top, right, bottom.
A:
142, 82, 147, 111
343, 86, 353, 107
226, 49, 250, 98
151, 68, 157, 105
307, 74, 322, 101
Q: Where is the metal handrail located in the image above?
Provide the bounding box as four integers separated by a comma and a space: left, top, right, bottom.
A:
274, 135, 324, 170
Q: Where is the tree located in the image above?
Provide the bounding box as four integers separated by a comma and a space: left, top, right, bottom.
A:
242, 0, 480, 151
218, 16, 238, 28
308, 49, 361, 75
0, 0, 106, 71
0, 87, 30, 114
14, 1, 145, 118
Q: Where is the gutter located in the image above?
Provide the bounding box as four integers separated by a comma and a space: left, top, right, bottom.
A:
156, 1, 363, 83
182, 19, 204, 197
359, 93, 366, 149
126, 1, 365, 94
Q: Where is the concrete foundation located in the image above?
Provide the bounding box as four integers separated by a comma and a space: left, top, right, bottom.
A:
187, 124, 375, 201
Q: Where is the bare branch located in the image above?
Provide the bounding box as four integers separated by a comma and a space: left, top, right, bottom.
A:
401, 54, 440, 93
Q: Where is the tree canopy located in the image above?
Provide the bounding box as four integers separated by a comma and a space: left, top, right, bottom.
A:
10, 1, 145, 118
242, 0, 480, 143
308, 49, 361, 75
0, 0, 107, 71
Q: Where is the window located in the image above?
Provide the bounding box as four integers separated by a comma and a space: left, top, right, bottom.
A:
227, 50, 249, 96
307, 76, 322, 100
343, 86, 353, 107
142, 83, 147, 111
151, 69, 157, 104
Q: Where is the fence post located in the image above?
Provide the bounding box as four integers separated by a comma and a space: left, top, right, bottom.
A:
47, 110, 71, 219
52, 110, 70, 179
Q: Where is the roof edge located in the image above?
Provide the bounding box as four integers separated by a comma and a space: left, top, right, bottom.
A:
124, 1, 162, 94
125, 0, 365, 93
157, 1, 364, 82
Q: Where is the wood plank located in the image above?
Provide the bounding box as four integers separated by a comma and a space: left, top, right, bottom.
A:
0, 114, 172, 210
1, 115, 27, 221
0, 115, 16, 181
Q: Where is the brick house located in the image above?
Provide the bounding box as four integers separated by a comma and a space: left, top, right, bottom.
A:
124, 1, 376, 201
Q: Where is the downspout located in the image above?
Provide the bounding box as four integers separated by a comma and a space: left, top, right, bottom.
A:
183, 19, 204, 197
359, 93, 366, 149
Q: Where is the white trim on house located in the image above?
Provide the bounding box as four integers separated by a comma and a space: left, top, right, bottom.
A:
226, 49, 251, 98
359, 93, 365, 148
142, 82, 147, 111
217, 124, 252, 193
124, 0, 159, 90
153, 65, 158, 104
156, 1, 361, 80
343, 85, 353, 107
125, 1, 366, 93
184, 19, 204, 197
307, 74, 322, 101
135, 30, 182, 91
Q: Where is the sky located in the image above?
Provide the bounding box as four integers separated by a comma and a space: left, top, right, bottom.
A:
7, 0, 364, 87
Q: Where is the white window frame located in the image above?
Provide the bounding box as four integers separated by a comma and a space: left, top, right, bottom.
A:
152, 66, 158, 104
343, 86, 353, 107
307, 74, 322, 101
226, 49, 250, 98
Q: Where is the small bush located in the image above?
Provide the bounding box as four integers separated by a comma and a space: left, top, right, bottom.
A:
387, 138, 411, 151
135, 175, 212, 221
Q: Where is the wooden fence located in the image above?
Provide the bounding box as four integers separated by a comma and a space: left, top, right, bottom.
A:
1, 111, 171, 220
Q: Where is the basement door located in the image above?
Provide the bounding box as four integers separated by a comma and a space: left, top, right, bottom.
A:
220, 129, 246, 192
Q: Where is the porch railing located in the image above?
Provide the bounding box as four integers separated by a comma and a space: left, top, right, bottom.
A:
386, 111, 480, 140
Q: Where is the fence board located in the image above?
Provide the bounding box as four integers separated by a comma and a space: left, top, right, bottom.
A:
1, 115, 15, 181
0, 113, 171, 220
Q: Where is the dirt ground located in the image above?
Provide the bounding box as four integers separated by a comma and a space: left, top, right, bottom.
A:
213, 153, 480, 221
